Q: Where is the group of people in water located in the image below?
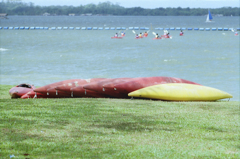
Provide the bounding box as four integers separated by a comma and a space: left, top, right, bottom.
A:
135, 32, 148, 38
114, 32, 125, 37
114, 31, 148, 38
114, 29, 238, 38
154, 30, 173, 39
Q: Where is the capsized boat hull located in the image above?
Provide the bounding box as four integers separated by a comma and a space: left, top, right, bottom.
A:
21, 90, 48, 99
34, 79, 82, 94
55, 78, 106, 94
102, 78, 136, 98
83, 78, 132, 98
9, 84, 35, 98
70, 86, 108, 98
112, 76, 201, 95
35, 78, 106, 98
128, 83, 233, 101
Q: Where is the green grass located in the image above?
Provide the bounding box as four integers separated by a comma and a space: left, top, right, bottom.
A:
0, 85, 239, 158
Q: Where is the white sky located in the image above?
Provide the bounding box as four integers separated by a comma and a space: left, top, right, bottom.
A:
20, 0, 239, 8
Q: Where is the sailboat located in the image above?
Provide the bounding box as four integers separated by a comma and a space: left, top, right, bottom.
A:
206, 9, 213, 22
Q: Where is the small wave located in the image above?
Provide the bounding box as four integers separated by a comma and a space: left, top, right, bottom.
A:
204, 50, 215, 53
164, 59, 177, 62
0, 48, 8, 51
216, 57, 227, 60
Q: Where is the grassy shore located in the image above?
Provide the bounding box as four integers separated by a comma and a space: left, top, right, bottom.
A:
0, 85, 239, 158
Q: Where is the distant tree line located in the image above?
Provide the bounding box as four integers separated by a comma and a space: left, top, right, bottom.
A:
0, 1, 239, 16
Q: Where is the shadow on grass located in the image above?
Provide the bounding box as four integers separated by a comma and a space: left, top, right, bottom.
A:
96, 120, 178, 132
92, 111, 181, 132
205, 136, 239, 142
198, 104, 228, 111
204, 126, 227, 132
2, 127, 39, 142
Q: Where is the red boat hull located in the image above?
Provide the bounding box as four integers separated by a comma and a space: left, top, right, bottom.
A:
55, 78, 106, 94
70, 86, 108, 98
45, 87, 73, 98
34, 79, 83, 95
21, 90, 48, 99
83, 78, 132, 98
111, 77, 201, 95
9, 84, 35, 98
34, 79, 107, 98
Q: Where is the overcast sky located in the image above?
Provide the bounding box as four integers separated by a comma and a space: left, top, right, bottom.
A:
20, 0, 239, 9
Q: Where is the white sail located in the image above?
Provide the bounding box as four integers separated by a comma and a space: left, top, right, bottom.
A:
206, 14, 209, 22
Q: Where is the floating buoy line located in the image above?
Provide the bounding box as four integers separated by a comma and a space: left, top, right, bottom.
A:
0, 26, 239, 31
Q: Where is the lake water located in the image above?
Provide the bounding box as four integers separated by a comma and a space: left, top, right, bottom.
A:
0, 16, 239, 101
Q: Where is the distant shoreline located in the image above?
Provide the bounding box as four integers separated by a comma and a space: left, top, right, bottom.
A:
1, 1, 239, 16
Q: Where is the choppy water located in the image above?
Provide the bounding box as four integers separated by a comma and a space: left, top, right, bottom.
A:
0, 16, 239, 101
